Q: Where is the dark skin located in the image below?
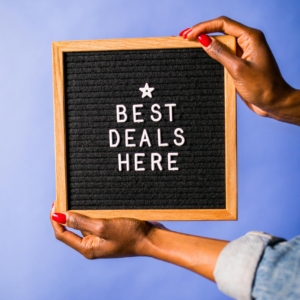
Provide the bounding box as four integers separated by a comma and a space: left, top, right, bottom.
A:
51, 16, 300, 282
51, 206, 227, 281
187, 17, 300, 125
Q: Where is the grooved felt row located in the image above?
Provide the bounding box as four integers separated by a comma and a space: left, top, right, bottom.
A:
64, 48, 225, 210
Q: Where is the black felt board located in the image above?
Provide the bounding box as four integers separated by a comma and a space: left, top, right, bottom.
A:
64, 48, 225, 210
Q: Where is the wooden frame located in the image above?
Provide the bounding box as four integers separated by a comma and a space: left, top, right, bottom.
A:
52, 36, 237, 220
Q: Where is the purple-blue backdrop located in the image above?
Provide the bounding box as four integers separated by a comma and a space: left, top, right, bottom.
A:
0, 1, 299, 299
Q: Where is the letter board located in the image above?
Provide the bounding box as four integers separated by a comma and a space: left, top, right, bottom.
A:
52, 36, 237, 220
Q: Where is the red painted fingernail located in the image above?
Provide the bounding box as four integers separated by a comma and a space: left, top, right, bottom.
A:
52, 213, 66, 224
183, 28, 193, 39
179, 28, 190, 36
198, 34, 212, 47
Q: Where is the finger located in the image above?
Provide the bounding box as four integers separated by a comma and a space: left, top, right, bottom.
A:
54, 226, 84, 251
52, 211, 106, 237
187, 16, 252, 40
50, 209, 65, 234
52, 224, 98, 258
50, 206, 84, 250
198, 35, 246, 81
50, 201, 64, 234
50, 207, 107, 258
52, 218, 105, 259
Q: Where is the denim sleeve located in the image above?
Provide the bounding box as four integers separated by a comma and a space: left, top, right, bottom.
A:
213, 232, 286, 300
252, 235, 300, 299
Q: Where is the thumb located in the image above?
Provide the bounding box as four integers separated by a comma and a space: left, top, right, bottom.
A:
52, 210, 105, 237
198, 34, 243, 80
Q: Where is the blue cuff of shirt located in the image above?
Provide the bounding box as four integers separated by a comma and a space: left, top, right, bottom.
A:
213, 232, 284, 300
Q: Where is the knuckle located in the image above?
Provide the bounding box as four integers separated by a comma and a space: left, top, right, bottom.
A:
218, 15, 228, 21
83, 249, 95, 260
252, 29, 266, 41
54, 230, 63, 241
54, 227, 67, 242
68, 214, 79, 229
82, 237, 98, 259
208, 41, 224, 57
231, 60, 244, 76
94, 221, 106, 236
217, 15, 230, 25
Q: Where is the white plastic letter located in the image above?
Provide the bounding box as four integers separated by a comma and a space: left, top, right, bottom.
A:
118, 153, 130, 171
174, 128, 185, 146
157, 129, 169, 147
125, 129, 136, 147
168, 153, 179, 171
165, 103, 176, 122
151, 153, 162, 171
134, 153, 145, 171
116, 105, 127, 123
150, 104, 162, 122
139, 129, 151, 147
133, 104, 144, 123
109, 129, 120, 147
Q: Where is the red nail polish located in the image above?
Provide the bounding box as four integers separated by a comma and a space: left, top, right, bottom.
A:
198, 34, 212, 47
183, 28, 193, 39
179, 28, 190, 36
52, 213, 66, 224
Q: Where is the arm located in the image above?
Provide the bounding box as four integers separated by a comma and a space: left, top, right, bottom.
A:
52, 209, 300, 299
51, 17, 299, 298
252, 235, 300, 299
181, 16, 300, 126
51, 208, 228, 281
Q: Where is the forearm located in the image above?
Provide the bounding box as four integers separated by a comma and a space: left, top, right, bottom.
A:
140, 227, 228, 281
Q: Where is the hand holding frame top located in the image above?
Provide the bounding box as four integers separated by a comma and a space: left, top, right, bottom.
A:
181, 16, 300, 125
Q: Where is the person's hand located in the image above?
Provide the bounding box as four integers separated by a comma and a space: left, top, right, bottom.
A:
50, 203, 163, 259
51, 203, 228, 281
180, 16, 300, 125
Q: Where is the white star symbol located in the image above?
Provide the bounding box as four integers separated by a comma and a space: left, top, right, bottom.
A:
139, 83, 155, 98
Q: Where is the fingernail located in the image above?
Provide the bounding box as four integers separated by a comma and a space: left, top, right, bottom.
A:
198, 34, 212, 47
179, 28, 190, 37
52, 213, 66, 224
183, 28, 193, 39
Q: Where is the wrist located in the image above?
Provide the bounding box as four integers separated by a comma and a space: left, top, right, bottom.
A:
269, 85, 300, 125
137, 225, 165, 257
282, 87, 300, 125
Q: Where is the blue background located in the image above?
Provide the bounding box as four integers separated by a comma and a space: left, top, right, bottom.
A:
0, 1, 299, 299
